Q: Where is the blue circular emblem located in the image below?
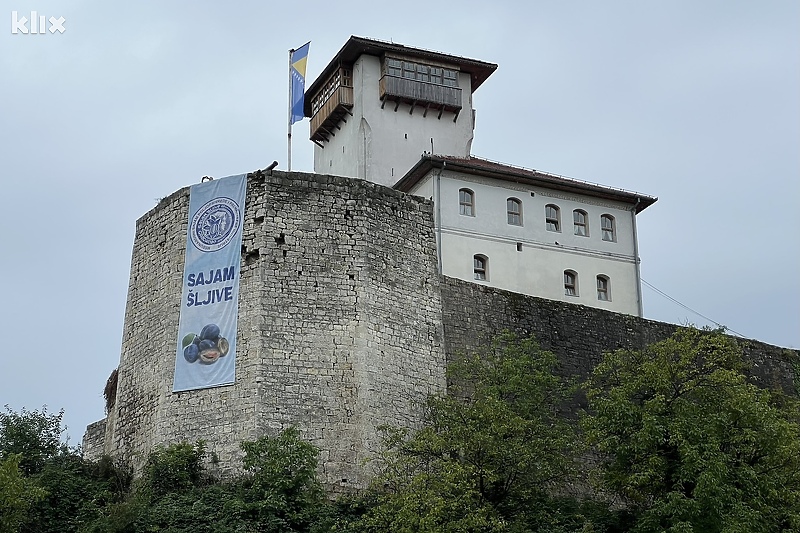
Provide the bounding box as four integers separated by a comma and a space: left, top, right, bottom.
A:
190, 197, 241, 252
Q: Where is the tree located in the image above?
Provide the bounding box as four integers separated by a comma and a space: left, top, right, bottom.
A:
23, 453, 131, 533
0, 405, 67, 476
354, 332, 586, 532
238, 427, 332, 532
583, 327, 800, 532
0, 454, 46, 532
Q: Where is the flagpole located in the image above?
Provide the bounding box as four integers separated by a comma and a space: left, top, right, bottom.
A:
287, 48, 293, 172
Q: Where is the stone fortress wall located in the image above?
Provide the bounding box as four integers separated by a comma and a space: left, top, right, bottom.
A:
440, 278, 797, 399
85, 169, 446, 490
84, 169, 797, 489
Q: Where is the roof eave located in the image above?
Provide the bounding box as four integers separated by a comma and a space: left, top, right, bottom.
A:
304, 36, 497, 117
394, 156, 657, 213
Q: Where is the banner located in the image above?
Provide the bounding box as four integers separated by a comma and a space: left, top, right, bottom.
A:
173, 174, 246, 392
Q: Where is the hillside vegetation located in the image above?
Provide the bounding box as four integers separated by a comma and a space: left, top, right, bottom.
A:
2, 329, 798, 532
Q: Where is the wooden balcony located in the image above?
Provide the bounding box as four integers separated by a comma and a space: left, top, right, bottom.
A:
309, 86, 354, 143
379, 75, 462, 114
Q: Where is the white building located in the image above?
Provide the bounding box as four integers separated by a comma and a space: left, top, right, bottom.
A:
305, 36, 656, 316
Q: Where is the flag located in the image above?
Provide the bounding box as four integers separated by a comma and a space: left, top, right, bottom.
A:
290, 42, 310, 125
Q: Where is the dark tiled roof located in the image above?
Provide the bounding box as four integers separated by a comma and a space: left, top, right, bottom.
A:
304, 36, 497, 117
394, 155, 657, 213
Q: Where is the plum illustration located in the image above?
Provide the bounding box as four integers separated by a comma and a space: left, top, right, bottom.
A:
181, 325, 227, 365
217, 337, 229, 357
200, 324, 220, 341
183, 344, 199, 363
198, 339, 215, 352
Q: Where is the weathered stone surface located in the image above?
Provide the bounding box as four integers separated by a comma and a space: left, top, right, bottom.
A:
440, 277, 797, 399
84, 170, 446, 491
83, 170, 797, 492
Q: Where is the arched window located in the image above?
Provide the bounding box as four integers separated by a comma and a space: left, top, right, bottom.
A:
564, 270, 577, 296
545, 204, 560, 232
601, 214, 616, 242
507, 198, 522, 225
473, 255, 488, 281
459, 188, 475, 216
597, 275, 610, 301
573, 209, 588, 236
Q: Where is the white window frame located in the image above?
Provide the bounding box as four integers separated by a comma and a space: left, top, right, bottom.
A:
564, 270, 578, 296
597, 275, 610, 301
601, 214, 616, 242
507, 198, 522, 226
573, 209, 589, 237
459, 188, 475, 216
474, 255, 488, 281
546, 204, 560, 232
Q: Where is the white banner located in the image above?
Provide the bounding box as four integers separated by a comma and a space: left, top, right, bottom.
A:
173, 174, 246, 392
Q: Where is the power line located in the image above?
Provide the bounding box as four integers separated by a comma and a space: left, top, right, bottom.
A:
641, 278, 746, 338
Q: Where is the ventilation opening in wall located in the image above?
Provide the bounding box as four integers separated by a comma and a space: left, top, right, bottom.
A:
244, 249, 260, 265
517, 243, 523, 252
254, 216, 264, 224
275, 233, 286, 245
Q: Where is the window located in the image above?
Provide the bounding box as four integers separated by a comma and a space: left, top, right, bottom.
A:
416, 63, 429, 82
386, 58, 402, 77
507, 198, 522, 225
564, 270, 577, 296
310, 67, 353, 115
573, 209, 588, 236
601, 214, 616, 242
545, 204, 560, 232
443, 69, 458, 87
459, 188, 475, 216
384, 59, 459, 88
597, 275, 610, 301
474, 255, 488, 281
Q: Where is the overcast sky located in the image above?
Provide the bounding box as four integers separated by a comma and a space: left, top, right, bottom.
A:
1, 0, 798, 446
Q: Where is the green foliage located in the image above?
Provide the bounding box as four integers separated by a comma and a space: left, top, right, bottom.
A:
85, 430, 332, 533
10, 330, 799, 532
24, 453, 131, 533
584, 327, 800, 532
0, 405, 67, 476
0, 453, 46, 532
0, 405, 133, 533
352, 332, 586, 532
142, 441, 207, 499
238, 426, 333, 532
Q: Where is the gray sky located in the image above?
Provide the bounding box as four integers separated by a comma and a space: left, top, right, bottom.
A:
2, 0, 798, 445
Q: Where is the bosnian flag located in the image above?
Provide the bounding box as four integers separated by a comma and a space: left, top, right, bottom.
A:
290, 42, 310, 125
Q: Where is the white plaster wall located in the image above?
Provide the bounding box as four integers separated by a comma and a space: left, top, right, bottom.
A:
410, 171, 642, 315
313, 56, 475, 186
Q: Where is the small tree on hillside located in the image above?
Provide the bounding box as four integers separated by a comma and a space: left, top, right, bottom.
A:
584, 327, 800, 532
0, 454, 46, 533
0, 406, 67, 476
355, 332, 586, 532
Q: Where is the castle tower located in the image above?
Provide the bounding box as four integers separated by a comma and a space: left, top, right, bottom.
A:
305, 37, 657, 317
304, 36, 497, 186
87, 170, 447, 491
